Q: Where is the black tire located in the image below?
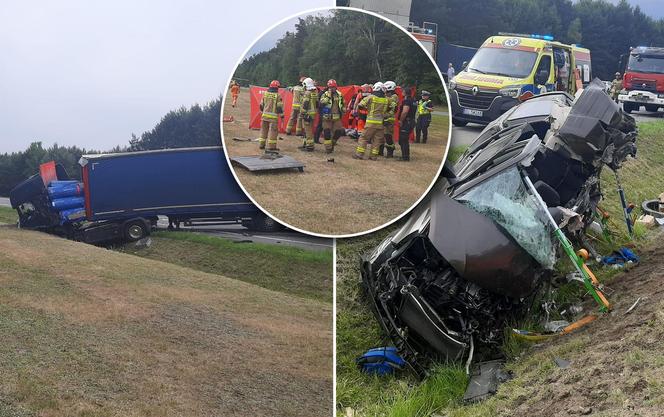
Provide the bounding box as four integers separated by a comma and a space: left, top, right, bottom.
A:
123, 219, 149, 242
623, 102, 637, 114
452, 118, 467, 127
645, 104, 660, 113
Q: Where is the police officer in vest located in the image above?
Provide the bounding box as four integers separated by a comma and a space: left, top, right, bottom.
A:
398, 90, 418, 161
319, 79, 346, 153
259, 80, 283, 152
354, 82, 390, 161
415, 90, 434, 144
286, 76, 306, 136
381, 81, 399, 158
299, 77, 319, 152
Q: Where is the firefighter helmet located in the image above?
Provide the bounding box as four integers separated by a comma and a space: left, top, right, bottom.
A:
384, 81, 396, 91
372, 82, 384, 92
269, 80, 280, 88
327, 79, 338, 88
302, 77, 316, 90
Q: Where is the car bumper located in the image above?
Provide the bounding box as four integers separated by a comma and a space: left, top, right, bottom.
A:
619, 90, 664, 106
450, 89, 519, 124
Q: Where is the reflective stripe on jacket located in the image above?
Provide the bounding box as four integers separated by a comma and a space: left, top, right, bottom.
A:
300, 90, 319, 117
291, 85, 304, 108
319, 90, 345, 120
359, 95, 389, 126
261, 91, 282, 120
417, 99, 432, 116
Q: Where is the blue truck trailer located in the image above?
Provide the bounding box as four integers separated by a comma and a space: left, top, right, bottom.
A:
9, 146, 278, 244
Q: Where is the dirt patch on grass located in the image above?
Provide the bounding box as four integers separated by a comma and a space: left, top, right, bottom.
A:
487, 240, 664, 417
221, 88, 449, 235
0, 227, 332, 416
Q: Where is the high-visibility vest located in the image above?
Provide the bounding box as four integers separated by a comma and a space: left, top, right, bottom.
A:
417, 99, 432, 116
291, 85, 304, 109
261, 91, 281, 120
300, 90, 319, 118
320, 90, 345, 120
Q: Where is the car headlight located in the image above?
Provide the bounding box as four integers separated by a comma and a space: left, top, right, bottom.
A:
499, 86, 521, 98
449, 80, 456, 90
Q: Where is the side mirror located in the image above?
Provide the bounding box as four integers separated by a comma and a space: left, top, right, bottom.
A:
535, 70, 549, 85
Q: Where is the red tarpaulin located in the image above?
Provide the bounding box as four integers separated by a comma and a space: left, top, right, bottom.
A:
249, 85, 406, 138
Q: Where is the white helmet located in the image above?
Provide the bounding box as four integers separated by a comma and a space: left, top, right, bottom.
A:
383, 81, 396, 92
302, 77, 315, 90
372, 82, 384, 92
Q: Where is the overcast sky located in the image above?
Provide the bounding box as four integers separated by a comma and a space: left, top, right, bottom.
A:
0, 1, 330, 153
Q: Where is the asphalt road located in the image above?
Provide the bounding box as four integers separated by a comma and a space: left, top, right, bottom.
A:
0, 199, 331, 251
449, 105, 664, 149
154, 218, 332, 251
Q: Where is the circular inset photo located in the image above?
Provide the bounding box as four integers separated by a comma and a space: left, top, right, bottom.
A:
221, 7, 451, 237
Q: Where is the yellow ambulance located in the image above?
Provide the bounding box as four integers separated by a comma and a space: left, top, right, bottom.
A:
449, 33, 592, 126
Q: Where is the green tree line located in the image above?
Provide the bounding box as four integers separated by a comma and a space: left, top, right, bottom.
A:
407, 0, 664, 80
0, 98, 222, 196
234, 9, 444, 102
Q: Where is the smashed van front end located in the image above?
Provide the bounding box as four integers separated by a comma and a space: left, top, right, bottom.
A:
362, 80, 637, 376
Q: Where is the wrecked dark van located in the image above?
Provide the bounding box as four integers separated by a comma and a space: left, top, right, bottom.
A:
361, 80, 638, 376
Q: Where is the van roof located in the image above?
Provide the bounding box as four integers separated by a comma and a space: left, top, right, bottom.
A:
483, 35, 584, 52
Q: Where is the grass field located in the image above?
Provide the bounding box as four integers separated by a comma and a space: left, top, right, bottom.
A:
336, 120, 664, 417
0, 206, 17, 224
121, 231, 333, 302
0, 226, 332, 416
222, 88, 449, 236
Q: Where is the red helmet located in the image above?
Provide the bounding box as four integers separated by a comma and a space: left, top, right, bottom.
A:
362, 83, 372, 93
327, 79, 338, 88
269, 80, 280, 88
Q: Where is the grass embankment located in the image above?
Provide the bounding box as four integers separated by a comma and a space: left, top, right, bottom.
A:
0, 206, 17, 224
337, 121, 664, 416
122, 231, 332, 302
222, 88, 449, 235
0, 226, 332, 417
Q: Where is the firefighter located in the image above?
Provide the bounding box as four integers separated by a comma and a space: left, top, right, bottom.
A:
354, 82, 390, 160
299, 77, 319, 151
398, 89, 418, 161
415, 90, 433, 143
230, 80, 240, 107
353, 84, 371, 134
259, 80, 283, 152
286, 76, 306, 136
381, 81, 398, 158
610, 72, 623, 103
319, 79, 346, 153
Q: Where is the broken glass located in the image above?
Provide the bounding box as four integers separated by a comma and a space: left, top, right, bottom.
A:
457, 167, 557, 268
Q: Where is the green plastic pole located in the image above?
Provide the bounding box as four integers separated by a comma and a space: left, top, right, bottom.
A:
524, 176, 608, 312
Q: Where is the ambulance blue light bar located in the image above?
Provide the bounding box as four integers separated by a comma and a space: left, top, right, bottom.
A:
530, 34, 554, 41
498, 32, 554, 41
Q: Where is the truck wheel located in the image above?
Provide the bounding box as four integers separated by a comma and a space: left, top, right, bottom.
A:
124, 219, 149, 242
623, 102, 637, 114
452, 118, 467, 127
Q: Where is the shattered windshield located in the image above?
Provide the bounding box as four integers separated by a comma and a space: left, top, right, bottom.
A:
467, 47, 538, 79
457, 167, 557, 268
